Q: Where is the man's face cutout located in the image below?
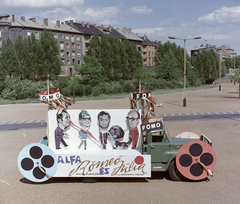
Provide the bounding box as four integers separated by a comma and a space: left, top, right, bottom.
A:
126, 111, 139, 129
98, 114, 110, 129
59, 112, 71, 128
79, 113, 91, 129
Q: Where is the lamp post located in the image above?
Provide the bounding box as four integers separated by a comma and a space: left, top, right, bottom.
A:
168, 36, 201, 107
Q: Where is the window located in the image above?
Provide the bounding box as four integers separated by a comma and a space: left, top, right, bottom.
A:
12, 30, 14, 35
66, 35, 69, 40
60, 43, 64, 50
71, 36, 75, 42
0, 39, 2, 47
35, 32, 39, 39
60, 34, 64, 41
66, 52, 70, 57
77, 52, 81, 57
15, 30, 18, 35
27, 31, 31, 36
19, 30, 22, 35
76, 36, 80, 41
152, 132, 164, 143
72, 52, 75, 58
77, 44, 80, 49
0, 31, 1, 38
67, 60, 70, 65
54, 34, 58, 39
60, 51, 64, 58
66, 43, 70, 48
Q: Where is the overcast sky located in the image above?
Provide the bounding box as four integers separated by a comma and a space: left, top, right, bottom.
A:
1, 0, 240, 55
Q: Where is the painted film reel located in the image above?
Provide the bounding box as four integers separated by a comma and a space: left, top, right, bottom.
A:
18, 143, 57, 182
176, 140, 217, 180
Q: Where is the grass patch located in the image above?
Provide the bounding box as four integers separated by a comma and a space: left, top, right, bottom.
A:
0, 83, 215, 105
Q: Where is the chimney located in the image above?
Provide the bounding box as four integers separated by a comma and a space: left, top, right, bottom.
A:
93, 24, 96, 27
69, 20, 73, 26
61, 22, 64, 25
123, 27, 127, 33
29, 18, 36, 22
65, 21, 68, 25
144, 34, 147, 40
21, 16, 25, 21
82, 21, 85, 27
44, 18, 48, 26
12, 14, 15, 22
56, 20, 60, 27
86, 22, 89, 27
108, 25, 111, 31
128, 28, 132, 33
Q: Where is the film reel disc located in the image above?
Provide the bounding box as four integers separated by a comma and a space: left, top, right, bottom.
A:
18, 143, 57, 182
176, 140, 216, 180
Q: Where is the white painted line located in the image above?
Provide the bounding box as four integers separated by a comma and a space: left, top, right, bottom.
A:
201, 112, 204, 115
186, 113, 189, 115
207, 112, 211, 115
215, 112, 219, 114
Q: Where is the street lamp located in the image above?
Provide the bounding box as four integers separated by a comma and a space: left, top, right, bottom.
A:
168, 36, 201, 107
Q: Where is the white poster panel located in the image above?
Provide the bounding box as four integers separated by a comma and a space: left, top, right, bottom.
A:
48, 109, 142, 152
47, 109, 151, 177
54, 152, 151, 177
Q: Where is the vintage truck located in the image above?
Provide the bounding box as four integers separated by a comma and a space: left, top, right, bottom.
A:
18, 90, 216, 183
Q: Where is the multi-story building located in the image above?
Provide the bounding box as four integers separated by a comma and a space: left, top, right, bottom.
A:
0, 14, 84, 76
191, 44, 236, 60
140, 35, 156, 67
0, 14, 162, 74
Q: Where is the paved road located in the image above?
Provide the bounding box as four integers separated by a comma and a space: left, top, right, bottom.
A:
1, 111, 239, 131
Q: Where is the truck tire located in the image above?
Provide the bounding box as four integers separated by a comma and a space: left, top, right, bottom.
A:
168, 160, 186, 181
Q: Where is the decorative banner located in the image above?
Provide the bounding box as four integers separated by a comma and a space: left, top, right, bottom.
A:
176, 140, 217, 180
141, 121, 163, 132
130, 92, 151, 100
39, 90, 61, 102
54, 152, 151, 178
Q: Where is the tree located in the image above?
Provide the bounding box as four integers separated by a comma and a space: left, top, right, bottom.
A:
78, 55, 106, 87
155, 49, 179, 81
230, 69, 240, 98
0, 38, 20, 78
40, 29, 62, 80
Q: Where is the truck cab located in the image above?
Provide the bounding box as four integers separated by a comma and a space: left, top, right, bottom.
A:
142, 120, 198, 180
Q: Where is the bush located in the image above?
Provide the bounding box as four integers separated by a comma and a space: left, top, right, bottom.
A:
123, 81, 136, 93
91, 86, 102, 96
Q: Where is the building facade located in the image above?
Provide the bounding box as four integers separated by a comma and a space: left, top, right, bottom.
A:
191, 44, 236, 61
0, 14, 84, 76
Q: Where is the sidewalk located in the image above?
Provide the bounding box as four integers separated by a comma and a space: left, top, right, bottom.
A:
0, 82, 239, 122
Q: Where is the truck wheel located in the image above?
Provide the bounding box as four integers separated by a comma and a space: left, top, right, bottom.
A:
168, 160, 186, 181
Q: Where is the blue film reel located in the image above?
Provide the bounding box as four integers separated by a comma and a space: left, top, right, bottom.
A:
18, 143, 57, 182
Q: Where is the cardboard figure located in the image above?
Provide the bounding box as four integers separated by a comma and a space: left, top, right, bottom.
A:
98, 111, 111, 149
126, 110, 140, 149
109, 125, 132, 149
78, 110, 92, 150
55, 110, 71, 149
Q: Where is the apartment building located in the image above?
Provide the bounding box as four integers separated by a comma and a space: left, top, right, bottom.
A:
191, 44, 236, 60
140, 35, 156, 67
0, 14, 84, 76
0, 14, 161, 74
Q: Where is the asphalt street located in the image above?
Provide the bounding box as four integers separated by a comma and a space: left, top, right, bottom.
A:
0, 111, 239, 131
0, 82, 240, 204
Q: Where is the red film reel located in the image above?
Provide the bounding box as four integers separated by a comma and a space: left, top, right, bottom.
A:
176, 140, 216, 180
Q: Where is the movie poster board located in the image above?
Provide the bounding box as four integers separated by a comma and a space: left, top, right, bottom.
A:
47, 109, 151, 177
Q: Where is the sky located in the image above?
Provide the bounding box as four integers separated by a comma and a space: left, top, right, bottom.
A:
1, 0, 240, 55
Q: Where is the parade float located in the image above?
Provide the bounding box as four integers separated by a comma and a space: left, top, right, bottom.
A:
18, 81, 216, 182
